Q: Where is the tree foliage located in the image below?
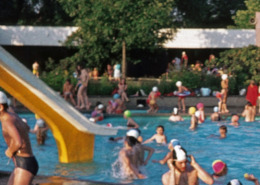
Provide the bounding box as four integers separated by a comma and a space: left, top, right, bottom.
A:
231, 0, 260, 28
58, 0, 176, 69
206, 45, 260, 89
0, 0, 73, 25
173, 0, 245, 28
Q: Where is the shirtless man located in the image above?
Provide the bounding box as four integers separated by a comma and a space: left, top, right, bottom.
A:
119, 136, 146, 179
242, 102, 255, 122
162, 146, 214, 185
63, 79, 76, 106
143, 125, 167, 144
0, 91, 38, 185
76, 63, 91, 110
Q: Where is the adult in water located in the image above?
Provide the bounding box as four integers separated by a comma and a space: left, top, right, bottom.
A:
0, 91, 38, 184
162, 145, 214, 185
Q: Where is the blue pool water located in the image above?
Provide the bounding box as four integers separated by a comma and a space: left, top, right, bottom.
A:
0, 114, 260, 185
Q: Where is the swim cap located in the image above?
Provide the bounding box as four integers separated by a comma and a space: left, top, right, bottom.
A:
124, 110, 131, 118
89, 118, 95, 122
176, 81, 182, 87
174, 145, 186, 161
126, 129, 139, 139
213, 106, 219, 113
113, 93, 120, 99
195, 111, 200, 118
98, 104, 104, 109
227, 179, 242, 185
107, 123, 112, 127
170, 139, 180, 147
152, 86, 158, 92
0, 91, 8, 104
173, 107, 178, 114
189, 107, 196, 115
231, 115, 239, 122
212, 160, 226, 174
196, 103, 204, 109
222, 74, 228, 80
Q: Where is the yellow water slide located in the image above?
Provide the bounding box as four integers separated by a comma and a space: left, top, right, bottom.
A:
0, 46, 117, 163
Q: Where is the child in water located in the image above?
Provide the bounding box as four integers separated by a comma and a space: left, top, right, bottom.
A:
169, 107, 184, 122
143, 125, 167, 144
189, 107, 198, 130
230, 114, 240, 126
196, 103, 205, 124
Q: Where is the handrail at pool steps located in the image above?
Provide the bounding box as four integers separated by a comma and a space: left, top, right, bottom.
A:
0, 46, 118, 163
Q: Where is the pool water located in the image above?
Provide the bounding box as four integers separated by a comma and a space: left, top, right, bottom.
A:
0, 114, 260, 185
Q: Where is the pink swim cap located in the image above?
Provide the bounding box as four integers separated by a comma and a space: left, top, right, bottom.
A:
212, 160, 226, 174
107, 123, 112, 127
196, 103, 204, 109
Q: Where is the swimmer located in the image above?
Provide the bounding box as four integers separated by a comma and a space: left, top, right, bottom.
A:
241, 102, 256, 122
147, 86, 162, 113
196, 103, 205, 124
124, 110, 139, 129
143, 125, 167, 144
63, 79, 76, 106
127, 129, 154, 167
162, 146, 214, 185
189, 107, 198, 130
244, 173, 260, 185
114, 94, 126, 114
169, 107, 184, 122
211, 106, 221, 121
230, 115, 240, 126
119, 136, 146, 179
0, 91, 39, 185
30, 114, 49, 145
220, 74, 229, 113
219, 125, 227, 139
152, 139, 180, 165
90, 103, 104, 122
212, 160, 227, 178
176, 81, 189, 112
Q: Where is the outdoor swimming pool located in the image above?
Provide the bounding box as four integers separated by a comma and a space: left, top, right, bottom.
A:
0, 113, 259, 185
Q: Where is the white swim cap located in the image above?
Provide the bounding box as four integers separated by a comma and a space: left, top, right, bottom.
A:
176, 81, 182, 87
195, 111, 200, 118
152, 86, 158, 92
0, 91, 8, 104
229, 179, 242, 185
98, 104, 104, 109
174, 145, 186, 161
173, 107, 178, 114
126, 129, 139, 139
213, 106, 219, 113
170, 139, 180, 147
222, 74, 228, 80
89, 118, 95, 122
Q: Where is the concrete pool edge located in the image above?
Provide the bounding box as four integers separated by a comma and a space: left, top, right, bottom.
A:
0, 170, 132, 185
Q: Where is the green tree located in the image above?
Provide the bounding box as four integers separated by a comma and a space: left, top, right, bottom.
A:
0, 0, 73, 25
206, 45, 260, 90
231, 0, 260, 28
58, 0, 176, 77
173, 0, 245, 28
